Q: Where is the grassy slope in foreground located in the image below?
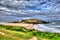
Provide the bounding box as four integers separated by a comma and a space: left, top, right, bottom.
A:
0, 25, 60, 40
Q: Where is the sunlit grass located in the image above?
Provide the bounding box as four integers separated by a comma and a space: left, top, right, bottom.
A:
0, 25, 60, 40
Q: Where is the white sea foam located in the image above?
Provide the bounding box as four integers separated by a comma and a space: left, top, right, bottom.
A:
33, 24, 60, 33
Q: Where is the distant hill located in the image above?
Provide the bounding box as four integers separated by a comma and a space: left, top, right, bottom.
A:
21, 19, 49, 24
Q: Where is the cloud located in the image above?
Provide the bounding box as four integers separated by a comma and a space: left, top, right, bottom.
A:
0, 0, 60, 21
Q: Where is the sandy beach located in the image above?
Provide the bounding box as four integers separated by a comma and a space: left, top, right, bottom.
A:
0, 23, 34, 29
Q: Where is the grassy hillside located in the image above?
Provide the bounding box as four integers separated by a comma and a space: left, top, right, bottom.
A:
0, 25, 60, 40
20, 19, 49, 24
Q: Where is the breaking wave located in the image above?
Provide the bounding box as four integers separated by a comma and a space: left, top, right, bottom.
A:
33, 24, 60, 33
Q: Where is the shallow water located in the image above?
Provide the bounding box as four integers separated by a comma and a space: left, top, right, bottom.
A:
33, 23, 60, 33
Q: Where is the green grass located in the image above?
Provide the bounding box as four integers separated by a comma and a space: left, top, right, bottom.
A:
0, 25, 60, 40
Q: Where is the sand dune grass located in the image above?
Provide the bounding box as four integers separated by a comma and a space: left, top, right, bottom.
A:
0, 25, 60, 40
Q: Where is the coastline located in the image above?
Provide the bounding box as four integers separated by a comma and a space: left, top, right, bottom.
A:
0, 22, 34, 29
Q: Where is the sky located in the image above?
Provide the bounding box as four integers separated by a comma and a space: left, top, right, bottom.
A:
0, 0, 60, 22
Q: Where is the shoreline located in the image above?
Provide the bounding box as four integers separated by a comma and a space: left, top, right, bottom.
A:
0, 22, 34, 29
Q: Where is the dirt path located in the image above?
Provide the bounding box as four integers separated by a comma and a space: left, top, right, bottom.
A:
0, 23, 34, 29
29, 36, 37, 40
